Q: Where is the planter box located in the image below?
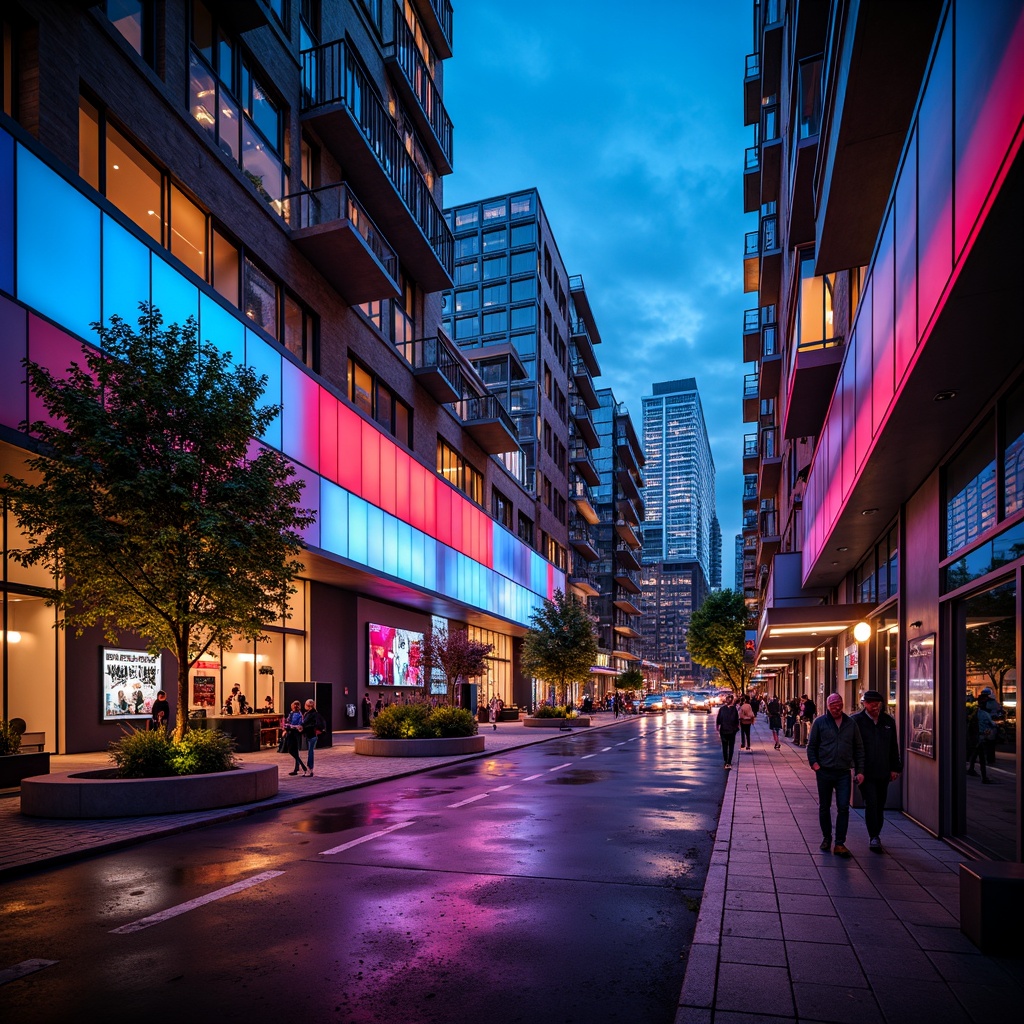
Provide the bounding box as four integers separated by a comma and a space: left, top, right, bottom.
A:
0, 752, 51, 789
354, 735, 485, 757
20, 763, 278, 819
522, 716, 591, 728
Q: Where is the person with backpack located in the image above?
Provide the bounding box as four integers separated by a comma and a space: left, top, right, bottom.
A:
738, 697, 756, 750
301, 698, 326, 777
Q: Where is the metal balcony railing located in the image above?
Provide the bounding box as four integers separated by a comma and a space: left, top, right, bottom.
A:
744, 307, 760, 333
396, 330, 466, 393
300, 38, 453, 276
451, 394, 518, 438
744, 433, 759, 460
759, 507, 780, 537
744, 373, 759, 401
760, 424, 778, 460
745, 52, 760, 79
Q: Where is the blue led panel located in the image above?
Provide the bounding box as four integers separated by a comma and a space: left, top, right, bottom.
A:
382, 513, 398, 577
17, 147, 100, 343
152, 253, 198, 332
319, 479, 349, 558
200, 291, 244, 363
102, 215, 151, 331
245, 329, 282, 449
348, 497, 368, 565
365, 504, 385, 571
397, 520, 412, 582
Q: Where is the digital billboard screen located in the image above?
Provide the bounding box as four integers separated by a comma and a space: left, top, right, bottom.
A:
368, 623, 424, 688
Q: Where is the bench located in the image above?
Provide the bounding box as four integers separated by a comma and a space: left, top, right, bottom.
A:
19, 732, 45, 752
959, 861, 1024, 954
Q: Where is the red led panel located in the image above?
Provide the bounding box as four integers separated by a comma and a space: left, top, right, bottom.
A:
435, 482, 452, 547
378, 436, 396, 516
336, 402, 362, 496
420, 463, 436, 537
450, 490, 463, 553
361, 420, 380, 507
394, 449, 411, 524
319, 388, 338, 485
27, 316, 92, 431
407, 459, 426, 533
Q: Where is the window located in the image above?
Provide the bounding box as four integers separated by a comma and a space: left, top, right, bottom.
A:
189, 1, 284, 208
455, 289, 479, 312
492, 487, 513, 529
438, 439, 484, 505
455, 206, 479, 229
483, 255, 507, 280
510, 193, 534, 217
170, 183, 207, 278
511, 305, 536, 329
284, 293, 317, 370
482, 310, 507, 334
1003, 378, 1024, 518
244, 257, 278, 339
483, 228, 507, 252
455, 261, 479, 285
796, 249, 836, 350
349, 358, 412, 446
454, 315, 478, 340
358, 0, 383, 32
106, 123, 164, 244
518, 511, 534, 546
455, 236, 479, 259
300, 0, 320, 45
511, 277, 536, 301
946, 418, 997, 557
511, 223, 536, 247
482, 284, 507, 308
483, 200, 507, 222
105, 0, 154, 64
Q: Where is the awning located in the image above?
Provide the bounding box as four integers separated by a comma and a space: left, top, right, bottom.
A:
755, 603, 876, 667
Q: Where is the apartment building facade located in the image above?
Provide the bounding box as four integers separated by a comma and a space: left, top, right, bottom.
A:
0, 0, 563, 751
743, 0, 1023, 862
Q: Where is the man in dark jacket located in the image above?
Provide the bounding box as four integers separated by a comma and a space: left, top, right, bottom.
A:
853, 690, 902, 852
807, 693, 865, 857
716, 694, 740, 769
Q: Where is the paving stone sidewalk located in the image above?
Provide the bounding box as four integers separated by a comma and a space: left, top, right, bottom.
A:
675, 723, 1023, 1024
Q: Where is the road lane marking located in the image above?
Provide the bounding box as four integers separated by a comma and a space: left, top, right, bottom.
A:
601, 746, 612, 752
491, 784, 513, 791
110, 870, 284, 935
615, 741, 628, 746
320, 821, 414, 856
0, 960, 57, 986
523, 773, 543, 781
448, 792, 490, 808
581, 753, 596, 759
548, 762, 572, 771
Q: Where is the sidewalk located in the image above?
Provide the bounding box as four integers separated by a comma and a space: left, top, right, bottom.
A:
675, 723, 1023, 1024
0, 717, 626, 880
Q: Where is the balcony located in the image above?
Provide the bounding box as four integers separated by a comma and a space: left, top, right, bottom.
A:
569, 275, 604, 349
758, 425, 782, 498
758, 323, 781, 400
617, 493, 642, 527
783, 338, 845, 439
614, 593, 642, 616
611, 635, 642, 661
571, 351, 600, 409
615, 542, 642, 572
743, 307, 760, 363
743, 372, 759, 423
613, 609, 641, 638
758, 213, 781, 304
451, 395, 519, 454
744, 145, 760, 213
300, 38, 453, 291
384, 10, 454, 174
743, 51, 761, 126
742, 432, 759, 475
615, 518, 642, 549
397, 328, 465, 404
617, 467, 643, 506
742, 474, 758, 509
571, 395, 600, 449
570, 438, 600, 487
760, 0, 784, 95
570, 318, 602, 379
411, 0, 453, 60
760, 102, 781, 202
569, 561, 601, 598
570, 472, 600, 525
569, 516, 600, 562
757, 505, 782, 565
615, 423, 641, 473
613, 565, 641, 594
743, 509, 759, 534
286, 183, 400, 305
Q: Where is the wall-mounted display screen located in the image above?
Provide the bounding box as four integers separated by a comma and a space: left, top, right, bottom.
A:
368, 623, 424, 688
102, 647, 162, 720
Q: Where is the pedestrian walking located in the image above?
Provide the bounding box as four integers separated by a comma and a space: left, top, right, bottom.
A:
301, 699, 324, 777
716, 694, 740, 769
738, 697, 755, 750
488, 695, 500, 731
786, 696, 799, 737
972, 692, 999, 785
807, 693, 864, 857
361, 694, 372, 728
852, 690, 902, 852
766, 695, 783, 749
280, 700, 307, 776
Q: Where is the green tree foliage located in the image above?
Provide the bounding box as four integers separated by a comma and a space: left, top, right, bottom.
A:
615, 667, 645, 692
423, 627, 493, 704
4, 305, 315, 740
687, 589, 750, 693
521, 589, 598, 705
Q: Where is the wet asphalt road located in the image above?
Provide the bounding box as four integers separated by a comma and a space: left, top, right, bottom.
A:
0, 712, 726, 1024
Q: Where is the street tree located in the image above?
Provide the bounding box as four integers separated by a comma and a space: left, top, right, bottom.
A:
521, 589, 598, 706
4, 305, 316, 740
422, 627, 493, 704
615, 667, 645, 693
687, 589, 751, 693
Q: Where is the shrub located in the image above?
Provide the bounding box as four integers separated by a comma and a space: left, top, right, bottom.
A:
109, 726, 175, 778
109, 725, 238, 777
532, 704, 568, 719
171, 727, 239, 775
430, 705, 478, 737
0, 720, 23, 756
371, 703, 478, 739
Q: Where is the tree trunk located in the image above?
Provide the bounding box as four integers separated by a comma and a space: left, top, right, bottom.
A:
174, 639, 190, 742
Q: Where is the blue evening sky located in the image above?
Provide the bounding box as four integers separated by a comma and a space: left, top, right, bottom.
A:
444, 0, 752, 587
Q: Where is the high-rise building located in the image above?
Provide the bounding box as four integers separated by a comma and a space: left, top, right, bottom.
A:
734, 534, 744, 593
640, 379, 717, 680
0, 0, 563, 749
743, 0, 1023, 864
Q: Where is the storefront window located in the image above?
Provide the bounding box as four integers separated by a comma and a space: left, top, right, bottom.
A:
956, 579, 1017, 860
1004, 378, 1024, 518
945, 418, 996, 557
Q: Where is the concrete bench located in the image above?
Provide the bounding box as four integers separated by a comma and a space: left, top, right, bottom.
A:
19, 732, 45, 752
959, 861, 1024, 954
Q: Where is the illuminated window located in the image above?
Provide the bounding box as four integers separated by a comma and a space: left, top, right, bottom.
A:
437, 439, 483, 506
348, 357, 412, 446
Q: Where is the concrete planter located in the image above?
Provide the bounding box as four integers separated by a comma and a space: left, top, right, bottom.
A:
20, 763, 278, 819
0, 752, 51, 789
354, 735, 485, 756
522, 716, 591, 728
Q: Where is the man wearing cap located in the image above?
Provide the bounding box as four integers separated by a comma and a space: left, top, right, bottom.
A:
853, 690, 902, 852
807, 693, 865, 857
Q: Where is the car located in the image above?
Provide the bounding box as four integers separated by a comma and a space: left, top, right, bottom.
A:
687, 692, 713, 713
663, 690, 686, 710
641, 694, 666, 713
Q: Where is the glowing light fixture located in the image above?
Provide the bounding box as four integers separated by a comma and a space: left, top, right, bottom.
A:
2, 631, 22, 643
853, 621, 872, 643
